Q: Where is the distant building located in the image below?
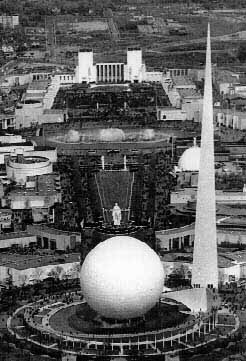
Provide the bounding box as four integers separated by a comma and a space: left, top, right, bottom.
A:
157, 106, 187, 121
0, 113, 16, 130
4, 172, 61, 223
0, 14, 19, 28
27, 224, 81, 251
171, 188, 246, 206
160, 250, 246, 286
74, 47, 168, 84
6, 153, 53, 185
0, 251, 80, 287
0, 209, 12, 231
0, 231, 36, 251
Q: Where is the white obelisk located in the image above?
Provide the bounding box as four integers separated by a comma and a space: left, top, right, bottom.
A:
192, 24, 218, 289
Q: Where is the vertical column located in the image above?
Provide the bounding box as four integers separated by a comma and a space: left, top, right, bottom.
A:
122, 64, 124, 81
117, 65, 121, 83
113, 64, 115, 83
106, 64, 108, 82
110, 64, 113, 82
100, 65, 102, 82
102, 64, 105, 82
108, 64, 111, 82
101, 156, 105, 170
124, 155, 127, 170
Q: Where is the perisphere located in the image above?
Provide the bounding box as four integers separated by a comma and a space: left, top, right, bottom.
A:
80, 236, 164, 320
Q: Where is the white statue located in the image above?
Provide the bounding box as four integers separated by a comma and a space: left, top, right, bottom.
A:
112, 203, 121, 226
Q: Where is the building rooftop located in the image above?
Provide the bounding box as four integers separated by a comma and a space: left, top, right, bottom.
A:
7, 173, 58, 198
28, 224, 80, 237
161, 251, 239, 269
27, 80, 49, 91
0, 141, 33, 147
214, 69, 239, 84
0, 231, 30, 241
177, 89, 202, 98
173, 76, 195, 87
0, 251, 80, 270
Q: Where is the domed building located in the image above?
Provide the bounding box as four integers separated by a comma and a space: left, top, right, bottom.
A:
176, 139, 200, 187
178, 139, 200, 172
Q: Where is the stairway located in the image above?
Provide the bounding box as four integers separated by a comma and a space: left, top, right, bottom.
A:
43, 77, 60, 109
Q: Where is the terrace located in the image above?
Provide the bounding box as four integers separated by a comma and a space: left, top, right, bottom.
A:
52, 82, 170, 122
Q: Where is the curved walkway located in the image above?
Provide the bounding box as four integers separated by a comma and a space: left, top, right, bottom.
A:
7, 297, 240, 357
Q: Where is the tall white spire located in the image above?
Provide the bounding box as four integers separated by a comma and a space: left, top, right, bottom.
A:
192, 23, 218, 289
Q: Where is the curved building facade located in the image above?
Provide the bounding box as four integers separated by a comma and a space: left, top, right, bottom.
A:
6, 154, 52, 185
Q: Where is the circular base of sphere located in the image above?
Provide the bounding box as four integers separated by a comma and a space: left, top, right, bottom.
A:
49, 302, 189, 335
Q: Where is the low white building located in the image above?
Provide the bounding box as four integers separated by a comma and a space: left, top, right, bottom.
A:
0, 232, 36, 250
171, 188, 246, 205
161, 251, 246, 286
157, 106, 187, 121
27, 224, 81, 251
0, 252, 80, 287
6, 153, 53, 185
0, 14, 19, 28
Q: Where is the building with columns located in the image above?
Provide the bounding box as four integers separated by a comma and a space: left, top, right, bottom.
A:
75, 47, 147, 84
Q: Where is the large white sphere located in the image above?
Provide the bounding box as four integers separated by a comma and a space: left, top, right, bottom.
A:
80, 236, 164, 320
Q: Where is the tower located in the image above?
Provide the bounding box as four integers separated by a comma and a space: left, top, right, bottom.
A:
76, 49, 94, 83
126, 47, 143, 83
191, 24, 218, 289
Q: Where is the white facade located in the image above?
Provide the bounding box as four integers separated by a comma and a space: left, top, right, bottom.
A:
6, 192, 60, 210
0, 135, 25, 144
0, 233, 36, 250
215, 109, 246, 130
162, 259, 245, 286
75, 48, 147, 84
75, 49, 95, 83
157, 107, 187, 121
0, 144, 34, 165
15, 101, 43, 129
181, 96, 203, 122
0, 143, 57, 165
6, 155, 53, 185
0, 15, 19, 28
24, 148, 57, 163
171, 188, 246, 205
0, 261, 80, 287
27, 224, 81, 251
126, 48, 144, 83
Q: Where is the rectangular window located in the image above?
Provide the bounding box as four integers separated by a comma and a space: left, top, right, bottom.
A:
43, 237, 49, 249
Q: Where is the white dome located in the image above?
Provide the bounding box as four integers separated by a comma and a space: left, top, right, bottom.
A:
178, 145, 201, 171
80, 236, 164, 320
